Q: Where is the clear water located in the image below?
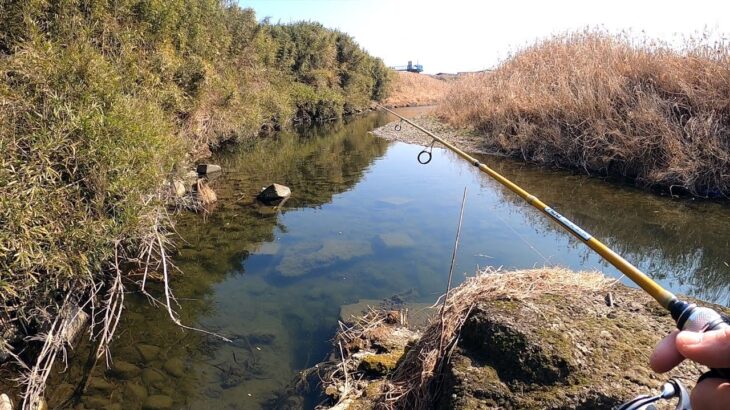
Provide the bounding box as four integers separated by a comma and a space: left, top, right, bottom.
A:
47, 109, 729, 409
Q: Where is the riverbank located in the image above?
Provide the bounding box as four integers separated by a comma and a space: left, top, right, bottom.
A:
437, 31, 730, 198
309, 268, 725, 409
0, 2, 390, 406
381, 72, 451, 108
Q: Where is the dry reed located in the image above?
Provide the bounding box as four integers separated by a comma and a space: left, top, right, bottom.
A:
438, 31, 730, 197
382, 267, 613, 409
383, 72, 451, 107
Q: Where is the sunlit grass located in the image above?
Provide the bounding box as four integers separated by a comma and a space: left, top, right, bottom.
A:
438, 30, 730, 197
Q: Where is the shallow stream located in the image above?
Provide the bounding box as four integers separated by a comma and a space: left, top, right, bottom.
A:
49, 108, 729, 409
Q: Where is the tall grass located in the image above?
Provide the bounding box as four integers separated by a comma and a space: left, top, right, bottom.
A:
382, 72, 451, 107
438, 31, 730, 197
0, 0, 391, 382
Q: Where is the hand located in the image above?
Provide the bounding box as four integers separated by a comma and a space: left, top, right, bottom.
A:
650, 328, 730, 410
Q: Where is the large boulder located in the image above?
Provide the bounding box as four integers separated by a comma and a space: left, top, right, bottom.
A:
256, 183, 291, 205
436, 286, 716, 409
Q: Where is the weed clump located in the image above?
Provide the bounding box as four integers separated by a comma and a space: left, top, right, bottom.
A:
439, 31, 730, 197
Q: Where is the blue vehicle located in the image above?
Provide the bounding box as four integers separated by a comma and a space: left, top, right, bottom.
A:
392, 60, 424, 73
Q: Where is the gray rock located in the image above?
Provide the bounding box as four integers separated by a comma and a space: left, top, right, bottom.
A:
196, 164, 221, 175
124, 382, 148, 401
142, 395, 173, 410
256, 183, 291, 204
135, 344, 160, 363
162, 358, 185, 378
109, 360, 140, 380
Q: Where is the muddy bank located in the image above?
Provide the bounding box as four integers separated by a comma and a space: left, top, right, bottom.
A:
371, 116, 493, 156
308, 268, 726, 409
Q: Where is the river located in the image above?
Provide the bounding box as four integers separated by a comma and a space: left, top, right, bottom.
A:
47, 108, 729, 409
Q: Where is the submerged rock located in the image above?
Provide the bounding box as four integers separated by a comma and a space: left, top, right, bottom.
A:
256, 183, 291, 205
86, 377, 114, 393
124, 382, 148, 401
135, 344, 160, 363
142, 395, 173, 410
109, 360, 141, 380
162, 358, 185, 378
276, 239, 372, 277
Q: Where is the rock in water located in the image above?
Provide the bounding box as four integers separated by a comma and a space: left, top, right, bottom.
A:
142, 395, 173, 410
135, 344, 160, 363
196, 164, 221, 175
162, 358, 185, 378
109, 360, 141, 380
256, 183, 291, 204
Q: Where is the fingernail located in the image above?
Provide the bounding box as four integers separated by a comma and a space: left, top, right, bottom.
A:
677, 331, 703, 345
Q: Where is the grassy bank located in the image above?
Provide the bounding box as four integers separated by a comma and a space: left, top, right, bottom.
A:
0, 0, 389, 404
382, 71, 451, 107
438, 31, 730, 197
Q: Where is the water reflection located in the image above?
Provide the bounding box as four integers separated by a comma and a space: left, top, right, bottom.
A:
45, 109, 728, 409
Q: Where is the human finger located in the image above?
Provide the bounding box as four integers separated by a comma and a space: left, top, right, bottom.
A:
676, 327, 730, 368
650, 330, 685, 373
690, 378, 730, 410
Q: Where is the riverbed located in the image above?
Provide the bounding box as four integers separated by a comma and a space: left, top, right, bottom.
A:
48, 108, 729, 409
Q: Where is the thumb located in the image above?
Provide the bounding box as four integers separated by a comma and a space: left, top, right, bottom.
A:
676, 327, 730, 368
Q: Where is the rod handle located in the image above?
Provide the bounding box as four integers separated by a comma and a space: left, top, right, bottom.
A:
670, 300, 730, 380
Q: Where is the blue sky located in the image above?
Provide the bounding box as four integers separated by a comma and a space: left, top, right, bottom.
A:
240, 0, 729, 74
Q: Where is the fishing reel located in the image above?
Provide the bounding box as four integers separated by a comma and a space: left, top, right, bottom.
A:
618, 378, 691, 410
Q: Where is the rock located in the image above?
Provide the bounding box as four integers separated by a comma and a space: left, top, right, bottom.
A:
196, 164, 221, 175
162, 358, 185, 378
358, 351, 403, 375
135, 344, 160, 363
256, 183, 291, 204
377, 232, 415, 248
86, 377, 114, 393
172, 179, 186, 197
109, 360, 141, 380
142, 395, 173, 410
436, 284, 719, 409
59, 303, 89, 345
141, 368, 166, 387
49, 383, 75, 403
124, 382, 148, 401
0, 394, 12, 410
104, 404, 123, 410
277, 239, 372, 277
82, 396, 111, 409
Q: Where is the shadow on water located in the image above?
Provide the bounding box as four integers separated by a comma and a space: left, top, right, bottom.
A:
44, 107, 728, 409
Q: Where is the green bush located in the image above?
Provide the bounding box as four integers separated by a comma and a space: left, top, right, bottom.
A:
0, 0, 390, 340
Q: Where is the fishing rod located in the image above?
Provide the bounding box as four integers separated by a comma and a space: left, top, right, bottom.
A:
378, 105, 729, 381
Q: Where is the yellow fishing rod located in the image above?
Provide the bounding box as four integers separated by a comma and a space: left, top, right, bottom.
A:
379, 105, 728, 379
